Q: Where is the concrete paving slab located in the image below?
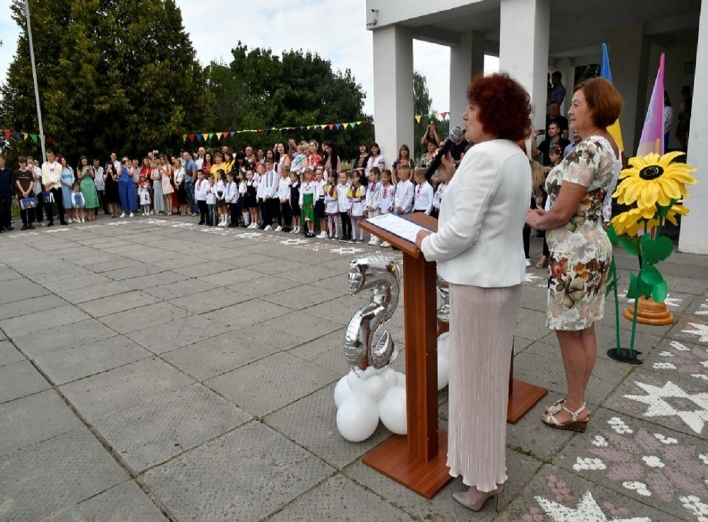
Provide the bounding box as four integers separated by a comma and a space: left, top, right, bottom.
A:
167, 288, 252, 315
198, 267, 266, 287
78, 290, 161, 317
105, 263, 166, 281
143, 278, 216, 300
0, 340, 24, 368
304, 295, 369, 326
0, 278, 50, 305
0, 428, 129, 522
45, 481, 166, 522
0, 265, 21, 282
12, 318, 117, 358
34, 335, 152, 385
640, 336, 708, 382
0, 389, 83, 457
268, 474, 416, 521
42, 273, 112, 293
667, 314, 708, 346
205, 351, 339, 416
59, 357, 194, 423
0, 360, 51, 404
99, 302, 191, 334
288, 330, 351, 375
92, 384, 252, 474
119, 270, 186, 291
0, 294, 68, 321
261, 284, 342, 310
226, 274, 304, 299
265, 383, 394, 470
240, 310, 343, 351
344, 449, 542, 521
54, 280, 133, 304
160, 330, 279, 381
126, 314, 231, 355
141, 422, 335, 522
202, 298, 291, 330
0, 304, 90, 339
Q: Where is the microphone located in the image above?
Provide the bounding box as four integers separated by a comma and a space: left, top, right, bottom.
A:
425, 125, 465, 181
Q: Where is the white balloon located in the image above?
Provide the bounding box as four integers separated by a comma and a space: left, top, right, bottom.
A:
381, 367, 398, 389
396, 371, 406, 388
438, 332, 450, 357
378, 387, 407, 435
336, 393, 380, 442
363, 375, 387, 402
347, 370, 368, 393
437, 353, 450, 390
334, 375, 354, 408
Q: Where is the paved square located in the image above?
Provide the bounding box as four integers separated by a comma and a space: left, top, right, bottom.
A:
1, 215, 707, 521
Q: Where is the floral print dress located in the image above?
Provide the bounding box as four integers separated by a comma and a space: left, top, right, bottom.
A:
545, 136, 619, 331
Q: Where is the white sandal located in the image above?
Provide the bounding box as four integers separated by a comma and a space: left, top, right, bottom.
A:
543, 403, 589, 433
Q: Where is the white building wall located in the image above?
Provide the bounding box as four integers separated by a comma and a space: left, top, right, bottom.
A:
678, 3, 708, 255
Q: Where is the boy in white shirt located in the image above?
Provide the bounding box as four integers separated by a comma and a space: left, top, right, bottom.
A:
225, 171, 239, 227
394, 165, 414, 215
412, 168, 434, 215
277, 164, 292, 232
365, 167, 382, 245
262, 159, 279, 231
432, 178, 446, 219
335, 171, 352, 242
194, 169, 209, 225
378, 169, 396, 248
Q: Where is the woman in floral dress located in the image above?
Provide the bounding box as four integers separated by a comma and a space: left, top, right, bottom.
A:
526, 77, 622, 433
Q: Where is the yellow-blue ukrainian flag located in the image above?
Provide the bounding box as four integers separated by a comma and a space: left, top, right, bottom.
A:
600, 43, 625, 154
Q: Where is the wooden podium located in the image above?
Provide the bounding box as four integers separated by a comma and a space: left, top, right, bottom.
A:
359, 213, 450, 499
359, 213, 547, 499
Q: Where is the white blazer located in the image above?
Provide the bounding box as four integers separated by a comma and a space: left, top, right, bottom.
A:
421, 139, 530, 287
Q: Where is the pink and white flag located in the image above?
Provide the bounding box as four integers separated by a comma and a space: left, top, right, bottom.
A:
636, 53, 665, 156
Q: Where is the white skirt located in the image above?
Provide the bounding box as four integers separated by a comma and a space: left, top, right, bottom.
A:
446, 283, 521, 492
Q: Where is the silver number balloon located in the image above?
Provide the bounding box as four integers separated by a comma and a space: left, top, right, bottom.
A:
344, 256, 400, 372
436, 275, 450, 323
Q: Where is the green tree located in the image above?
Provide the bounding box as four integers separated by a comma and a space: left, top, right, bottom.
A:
1, 0, 209, 164
575, 63, 601, 84
204, 43, 374, 162
413, 70, 448, 159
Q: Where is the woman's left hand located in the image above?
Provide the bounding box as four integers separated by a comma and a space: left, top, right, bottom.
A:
525, 208, 545, 229
415, 229, 432, 248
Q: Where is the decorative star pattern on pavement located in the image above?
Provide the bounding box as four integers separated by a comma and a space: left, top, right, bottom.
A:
624, 381, 708, 434
684, 323, 708, 343
535, 491, 650, 522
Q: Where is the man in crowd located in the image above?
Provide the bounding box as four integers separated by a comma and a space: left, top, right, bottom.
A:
27, 156, 44, 225
41, 150, 66, 226
93, 159, 107, 215
182, 151, 198, 216
546, 101, 569, 140
195, 147, 206, 171
564, 129, 581, 157
14, 156, 36, 230
0, 154, 14, 232
548, 71, 566, 109
532, 122, 570, 166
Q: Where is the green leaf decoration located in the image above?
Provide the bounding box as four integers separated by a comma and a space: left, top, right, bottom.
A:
607, 224, 619, 246
627, 273, 639, 299
641, 235, 673, 264
605, 278, 616, 296
640, 265, 664, 286
652, 280, 668, 303
618, 236, 640, 256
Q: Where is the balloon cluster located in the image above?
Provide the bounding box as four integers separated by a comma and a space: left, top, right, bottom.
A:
334, 366, 407, 442
333, 334, 450, 443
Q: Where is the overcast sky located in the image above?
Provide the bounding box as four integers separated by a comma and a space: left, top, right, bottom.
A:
0, 0, 498, 123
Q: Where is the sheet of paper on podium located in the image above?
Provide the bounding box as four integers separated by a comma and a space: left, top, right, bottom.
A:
366, 214, 433, 244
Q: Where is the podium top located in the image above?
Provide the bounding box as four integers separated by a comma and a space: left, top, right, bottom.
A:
360, 213, 438, 259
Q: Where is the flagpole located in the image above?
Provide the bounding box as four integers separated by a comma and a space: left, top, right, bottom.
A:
24, 0, 46, 163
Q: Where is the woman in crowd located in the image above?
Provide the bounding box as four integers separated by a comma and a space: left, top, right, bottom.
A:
322, 140, 341, 177
308, 140, 322, 168
117, 156, 137, 217
174, 158, 188, 216
525, 77, 621, 433
418, 139, 438, 168
365, 142, 384, 178
416, 73, 532, 512
162, 156, 175, 215
77, 156, 99, 221
203, 152, 214, 174
351, 142, 370, 181
392, 144, 414, 181
276, 142, 291, 173
151, 159, 165, 215
103, 163, 120, 217
59, 156, 76, 222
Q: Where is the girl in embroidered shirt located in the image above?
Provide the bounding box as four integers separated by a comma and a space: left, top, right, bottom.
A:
299, 168, 317, 237
378, 169, 396, 248
323, 171, 339, 240
289, 171, 301, 234
245, 169, 258, 228
348, 172, 367, 243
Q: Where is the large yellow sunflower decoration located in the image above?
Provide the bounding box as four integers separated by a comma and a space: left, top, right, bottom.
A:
606, 151, 697, 362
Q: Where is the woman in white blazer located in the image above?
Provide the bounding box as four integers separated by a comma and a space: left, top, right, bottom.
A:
416, 73, 532, 512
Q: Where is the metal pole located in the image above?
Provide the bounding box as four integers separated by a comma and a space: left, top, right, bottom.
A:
24, 0, 46, 163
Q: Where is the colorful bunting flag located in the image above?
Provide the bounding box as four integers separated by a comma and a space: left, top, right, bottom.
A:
30, 134, 37, 143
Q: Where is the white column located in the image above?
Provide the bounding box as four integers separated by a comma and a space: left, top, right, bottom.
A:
678, 3, 708, 254
610, 23, 650, 154
449, 32, 485, 128
499, 0, 550, 134
372, 25, 414, 164
554, 57, 575, 116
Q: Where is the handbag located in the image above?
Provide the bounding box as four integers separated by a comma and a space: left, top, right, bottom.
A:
20, 197, 38, 210
42, 191, 54, 203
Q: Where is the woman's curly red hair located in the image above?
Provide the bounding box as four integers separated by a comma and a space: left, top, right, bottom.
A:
467, 73, 532, 142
